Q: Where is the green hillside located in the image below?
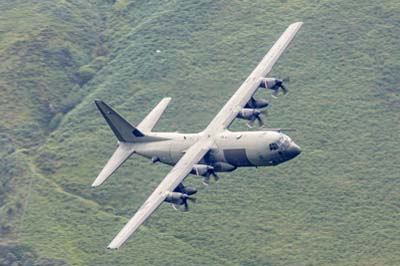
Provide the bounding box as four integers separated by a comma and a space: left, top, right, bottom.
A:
1, 0, 399, 265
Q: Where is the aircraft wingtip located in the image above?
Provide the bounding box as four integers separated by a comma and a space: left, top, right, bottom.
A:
162, 97, 172, 103
91, 181, 101, 188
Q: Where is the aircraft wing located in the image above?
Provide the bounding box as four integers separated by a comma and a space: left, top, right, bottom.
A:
107, 139, 213, 249
205, 22, 303, 133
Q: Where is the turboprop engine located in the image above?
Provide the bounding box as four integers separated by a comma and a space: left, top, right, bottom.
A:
259, 77, 289, 97
237, 108, 268, 128
165, 192, 196, 211
191, 163, 236, 185
192, 164, 219, 185
212, 162, 236, 172
175, 184, 197, 195
245, 97, 269, 109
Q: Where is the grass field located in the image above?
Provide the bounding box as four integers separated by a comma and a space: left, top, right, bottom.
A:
0, 0, 399, 265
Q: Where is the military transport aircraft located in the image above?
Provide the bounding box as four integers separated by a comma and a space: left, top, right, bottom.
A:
92, 22, 303, 249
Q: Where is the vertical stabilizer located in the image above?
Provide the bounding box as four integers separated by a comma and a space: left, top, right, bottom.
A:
95, 100, 144, 142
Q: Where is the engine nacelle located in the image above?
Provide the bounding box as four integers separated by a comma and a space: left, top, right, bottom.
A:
192, 164, 213, 176
212, 162, 236, 172
175, 184, 197, 195
165, 192, 186, 205
246, 97, 269, 109
181, 186, 197, 195
192, 164, 220, 184
237, 108, 258, 120
259, 78, 279, 90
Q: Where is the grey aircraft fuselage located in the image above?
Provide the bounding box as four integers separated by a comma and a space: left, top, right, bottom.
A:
133, 130, 301, 171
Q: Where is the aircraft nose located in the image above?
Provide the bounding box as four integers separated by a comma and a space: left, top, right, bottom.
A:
285, 142, 301, 160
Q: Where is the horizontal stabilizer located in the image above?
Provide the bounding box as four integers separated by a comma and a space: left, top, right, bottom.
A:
138, 97, 171, 132
92, 143, 135, 187
95, 100, 144, 143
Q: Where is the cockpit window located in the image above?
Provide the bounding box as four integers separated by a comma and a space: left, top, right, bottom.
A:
270, 135, 291, 151
278, 135, 291, 148
269, 143, 279, 151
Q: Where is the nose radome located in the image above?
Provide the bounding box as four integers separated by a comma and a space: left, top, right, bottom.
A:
285, 142, 301, 160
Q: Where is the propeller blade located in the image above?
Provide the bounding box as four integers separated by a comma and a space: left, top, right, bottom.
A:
211, 172, 220, 182
183, 195, 196, 211
275, 79, 283, 89
202, 175, 210, 186
187, 196, 196, 202
257, 116, 264, 128
247, 117, 256, 128
183, 201, 189, 211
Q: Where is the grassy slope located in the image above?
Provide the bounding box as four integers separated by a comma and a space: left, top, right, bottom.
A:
1, 0, 400, 265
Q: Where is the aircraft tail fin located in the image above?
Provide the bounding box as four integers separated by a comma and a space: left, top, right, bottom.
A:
94, 100, 165, 143
138, 97, 171, 132
93, 100, 169, 187
95, 100, 144, 142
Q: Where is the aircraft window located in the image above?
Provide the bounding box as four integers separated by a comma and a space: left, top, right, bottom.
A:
269, 143, 279, 151
278, 135, 290, 148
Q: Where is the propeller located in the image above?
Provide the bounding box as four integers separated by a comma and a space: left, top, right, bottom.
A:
182, 195, 196, 211
172, 194, 196, 211
247, 108, 268, 128
193, 165, 220, 186
271, 77, 290, 98
202, 170, 220, 186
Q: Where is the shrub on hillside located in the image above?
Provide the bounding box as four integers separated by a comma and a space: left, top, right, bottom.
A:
0, 245, 66, 266
76, 65, 96, 86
